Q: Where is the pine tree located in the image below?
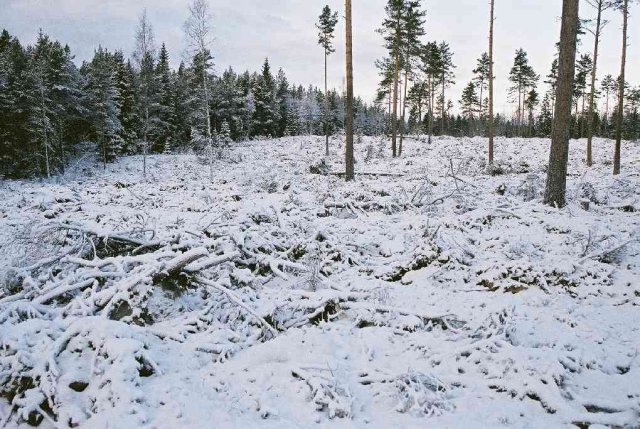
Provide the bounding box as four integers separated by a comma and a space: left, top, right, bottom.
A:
545, 57, 559, 120
508, 49, 538, 136
437, 42, 456, 136
378, 0, 426, 157
421, 42, 442, 143
460, 82, 479, 122
574, 54, 593, 138
525, 89, 539, 136
585, 0, 618, 166
600, 74, 616, 130
398, 1, 426, 155
317, 5, 338, 155
487, 0, 495, 163
613, 0, 630, 175
345, 0, 355, 180
473, 53, 491, 123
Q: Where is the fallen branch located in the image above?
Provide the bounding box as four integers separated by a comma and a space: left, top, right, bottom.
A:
152, 247, 209, 282
340, 302, 465, 331
195, 276, 278, 337
183, 251, 240, 273
579, 237, 637, 264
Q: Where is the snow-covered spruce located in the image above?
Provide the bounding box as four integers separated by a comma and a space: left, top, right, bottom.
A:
1, 135, 639, 428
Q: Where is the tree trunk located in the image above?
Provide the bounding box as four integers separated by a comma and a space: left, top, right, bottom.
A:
40, 84, 50, 179
544, 0, 580, 208
488, 0, 495, 163
344, 0, 355, 181
324, 49, 329, 156
428, 75, 434, 144
518, 84, 522, 137
613, 0, 628, 176
441, 74, 446, 134
143, 106, 149, 178
399, 69, 409, 156
391, 52, 399, 157
586, 1, 602, 167
202, 59, 213, 181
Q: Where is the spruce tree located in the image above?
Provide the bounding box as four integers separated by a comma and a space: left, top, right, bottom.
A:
113, 52, 138, 154
253, 58, 277, 137
275, 68, 290, 138
133, 9, 156, 176
154, 43, 176, 153
84, 47, 123, 168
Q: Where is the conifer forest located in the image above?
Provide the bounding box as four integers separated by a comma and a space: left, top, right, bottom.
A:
0, 1, 639, 428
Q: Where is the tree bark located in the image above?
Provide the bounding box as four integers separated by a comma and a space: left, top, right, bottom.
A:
613, 0, 628, 176
344, 0, 355, 181
544, 0, 580, 208
488, 0, 495, 163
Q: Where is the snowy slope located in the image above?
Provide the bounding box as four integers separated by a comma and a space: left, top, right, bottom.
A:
1, 135, 639, 428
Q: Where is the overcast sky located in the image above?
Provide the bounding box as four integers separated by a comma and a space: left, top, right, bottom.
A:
2, 0, 638, 115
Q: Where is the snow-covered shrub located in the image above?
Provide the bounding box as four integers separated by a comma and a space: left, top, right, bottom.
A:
394, 373, 454, 417
292, 368, 352, 419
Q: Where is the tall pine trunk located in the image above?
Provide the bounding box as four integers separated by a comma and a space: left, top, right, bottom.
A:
201, 57, 213, 181
143, 106, 148, 177
324, 49, 329, 156
441, 74, 446, 135
613, 0, 628, 176
586, 1, 603, 166
391, 52, 400, 157
344, 0, 354, 181
488, 0, 495, 163
544, 0, 580, 208
428, 75, 434, 144
399, 69, 409, 156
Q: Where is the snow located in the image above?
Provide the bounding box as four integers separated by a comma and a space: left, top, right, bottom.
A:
1, 135, 639, 428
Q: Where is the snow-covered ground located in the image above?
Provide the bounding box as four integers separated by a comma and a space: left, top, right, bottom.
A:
1, 136, 639, 428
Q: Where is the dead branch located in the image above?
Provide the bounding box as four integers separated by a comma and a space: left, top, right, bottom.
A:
195, 275, 278, 337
